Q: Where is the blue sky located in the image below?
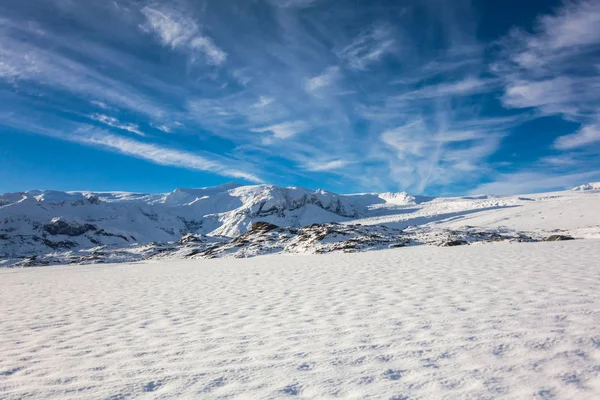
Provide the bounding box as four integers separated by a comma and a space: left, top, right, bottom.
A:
1, 0, 600, 196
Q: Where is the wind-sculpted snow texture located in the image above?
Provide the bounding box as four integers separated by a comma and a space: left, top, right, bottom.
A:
1, 182, 599, 266
1, 241, 599, 398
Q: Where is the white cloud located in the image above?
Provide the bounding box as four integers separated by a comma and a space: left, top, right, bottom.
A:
392, 77, 496, 102
488, 0, 600, 186
90, 114, 145, 136
6, 0, 597, 195
0, 33, 168, 118
252, 121, 309, 140
499, 0, 600, 74
90, 100, 110, 110
0, 112, 261, 183
496, 1, 600, 119
268, 0, 321, 8
336, 26, 394, 70
554, 123, 600, 150
252, 96, 274, 108
186, 94, 290, 141
305, 159, 349, 172
190, 37, 228, 66
501, 77, 579, 115
140, 7, 196, 48
381, 120, 490, 154
540, 154, 578, 166
77, 130, 261, 183
152, 124, 173, 133
533, 0, 600, 51
305, 66, 340, 92
141, 6, 227, 66
379, 118, 502, 193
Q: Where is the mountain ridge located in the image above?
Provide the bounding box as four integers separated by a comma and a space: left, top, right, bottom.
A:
1, 182, 599, 266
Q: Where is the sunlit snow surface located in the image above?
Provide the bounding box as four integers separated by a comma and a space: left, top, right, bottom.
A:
1, 240, 599, 399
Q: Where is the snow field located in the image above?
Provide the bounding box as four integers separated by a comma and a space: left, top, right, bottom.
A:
1, 240, 599, 399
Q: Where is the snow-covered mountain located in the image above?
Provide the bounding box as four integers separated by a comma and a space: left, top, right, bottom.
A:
1, 182, 599, 266
572, 182, 600, 191
0, 183, 379, 258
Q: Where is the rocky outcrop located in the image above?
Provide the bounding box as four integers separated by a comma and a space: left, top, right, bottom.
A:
179, 234, 202, 244
249, 221, 280, 233
43, 220, 98, 236
543, 234, 575, 241
441, 240, 468, 247
2, 223, 556, 267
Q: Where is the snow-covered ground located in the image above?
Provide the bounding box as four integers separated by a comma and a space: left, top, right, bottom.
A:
1, 240, 599, 399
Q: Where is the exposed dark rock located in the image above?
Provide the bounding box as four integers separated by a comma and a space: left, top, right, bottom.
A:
543, 235, 575, 241
247, 190, 359, 220
161, 227, 175, 235
250, 221, 280, 233
515, 233, 536, 242
441, 240, 468, 247
70, 196, 100, 206
88, 236, 103, 246
43, 220, 97, 236
178, 217, 203, 234
141, 211, 159, 222
179, 233, 202, 244
185, 249, 203, 258
95, 229, 130, 242
41, 238, 78, 250
87, 195, 101, 205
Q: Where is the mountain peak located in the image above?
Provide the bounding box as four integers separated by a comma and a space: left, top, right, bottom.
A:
572, 182, 600, 191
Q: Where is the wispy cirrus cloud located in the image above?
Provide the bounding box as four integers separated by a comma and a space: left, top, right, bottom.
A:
268, 0, 322, 8
554, 123, 600, 150
89, 114, 145, 136
140, 7, 198, 48
494, 0, 600, 137
0, 110, 261, 184
0, 17, 172, 119
140, 6, 227, 65
2, 0, 599, 195
252, 121, 310, 143
305, 66, 340, 93
304, 159, 350, 172
77, 130, 261, 183
390, 77, 497, 102
336, 26, 395, 70
379, 117, 503, 193
466, 0, 600, 194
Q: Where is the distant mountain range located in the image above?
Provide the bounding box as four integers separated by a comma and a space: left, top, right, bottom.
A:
1, 182, 599, 266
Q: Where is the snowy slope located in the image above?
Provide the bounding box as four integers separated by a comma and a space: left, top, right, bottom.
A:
1, 182, 599, 265
1, 240, 599, 398
352, 189, 600, 238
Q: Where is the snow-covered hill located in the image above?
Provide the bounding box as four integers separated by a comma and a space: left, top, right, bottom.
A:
1, 182, 599, 266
